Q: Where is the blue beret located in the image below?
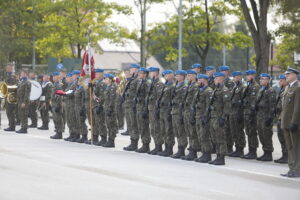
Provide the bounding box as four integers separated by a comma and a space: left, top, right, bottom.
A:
192, 63, 202, 68
186, 70, 197, 75
213, 72, 225, 78
259, 73, 271, 79
66, 72, 73, 77
278, 74, 286, 80
175, 70, 187, 75
231, 71, 242, 77
205, 66, 215, 71
72, 70, 81, 75
52, 72, 60, 76
197, 74, 209, 80
104, 73, 115, 79
139, 67, 149, 73
285, 67, 299, 75
95, 68, 104, 73
162, 69, 173, 76
219, 65, 230, 71
245, 69, 256, 75
148, 67, 160, 72
130, 64, 140, 69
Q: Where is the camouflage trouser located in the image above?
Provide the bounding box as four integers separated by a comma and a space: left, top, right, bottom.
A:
244, 113, 259, 149
136, 108, 151, 144
93, 107, 107, 137
116, 97, 125, 129
124, 105, 138, 140
184, 111, 200, 150
277, 120, 287, 154
283, 129, 300, 173
28, 101, 38, 125
105, 111, 117, 139
74, 107, 88, 136
210, 117, 227, 156
39, 103, 50, 126
229, 113, 246, 149
160, 108, 175, 146
66, 102, 76, 135
172, 114, 188, 148
62, 101, 66, 130
256, 115, 273, 152
149, 108, 163, 145
5, 102, 17, 128
18, 104, 29, 130
196, 115, 213, 153
52, 106, 64, 133
15, 105, 20, 124
225, 116, 233, 148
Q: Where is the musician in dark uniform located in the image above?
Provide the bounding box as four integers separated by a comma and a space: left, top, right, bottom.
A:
3, 64, 18, 132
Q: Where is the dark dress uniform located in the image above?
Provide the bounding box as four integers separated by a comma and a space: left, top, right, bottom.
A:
281, 80, 300, 177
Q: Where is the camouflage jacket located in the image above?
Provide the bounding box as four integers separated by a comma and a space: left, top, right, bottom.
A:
17, 79, 31, 105
40, 81, 53, 103
135, 78, 148, 110
243, 80, 260, 114
210, 84, 231, 119
74, 85, 86, 111
183, 81, 198, 114
123, 75, 139, 108
171, 81, 187, 115
103, 83, 117, 112
146, 78, 164, 111
51, 81, 63, 109
253, 86, 276, 119
230, 81, 244, 113
157, 81, 174, 111
193, 85, 213, 118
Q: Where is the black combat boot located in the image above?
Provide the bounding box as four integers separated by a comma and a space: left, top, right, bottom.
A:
103, 138, 115, 148
228, 147, 244, 158
50, 132, 62, 139
76, 135, 88, 143
136, 143, 150, 153
181, 148, 197, 161
242, 147, 257, 159
85, 135, 99, 145
64, 134, 73, 141
38, 125, 49, 130
96, 136, 107, 146
16, 129, 27, 134
28, 124, 37, 128
69, 135, 80, 142
195, 153, 212, 163
148, 144, 163, 155
227, 145, 233, 154
121, 130, 129, 136
171, 146, 185, 159
212, 154, 225, 165
123, 139, 138, 151
274, 153, 288, 164
4, 127, 15, 132
257, 151, 273, 161
158, 145, 173, 157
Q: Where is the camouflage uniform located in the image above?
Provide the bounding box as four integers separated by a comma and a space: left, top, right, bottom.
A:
229, 81, 246, 156
123, 75, 139, 150
135, 78, 151, 151
64, 81, 77, 140
157, 81, 175, 156
147, 78, 164, 154
61, 77, 68, 129
51, 81, 64, 134
39, 81, 53, 128
74, 84, 88, 140
28, 78, 39, 127
243, 80, 260, 158
209, 84, 231, 161
224, 78, 235, 152
116, 94, 125, 130
16, 78, 31, 131
181, 81, 200, 160
193, 85, 214, 162
103, 83, 118, 142
254, 86, 276, 160
4, 73, 18, 130
90, 79, 107, 145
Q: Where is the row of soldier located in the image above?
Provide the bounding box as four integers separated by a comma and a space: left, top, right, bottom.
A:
1, 64, 299, 168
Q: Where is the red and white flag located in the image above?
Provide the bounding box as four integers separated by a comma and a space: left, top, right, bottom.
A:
80, 49, 95, 80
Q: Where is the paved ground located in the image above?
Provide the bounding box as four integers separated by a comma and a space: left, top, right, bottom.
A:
0, 113, 299, 200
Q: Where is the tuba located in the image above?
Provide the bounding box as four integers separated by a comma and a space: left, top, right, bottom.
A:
6, 85, 18, 104
116, 71, 126, 95
0, 82, 7, 99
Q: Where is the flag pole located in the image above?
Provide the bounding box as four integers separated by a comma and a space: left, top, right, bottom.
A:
87, 30, 94, 144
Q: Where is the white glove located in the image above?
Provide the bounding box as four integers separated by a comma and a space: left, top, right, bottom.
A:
65, 90, 74, 94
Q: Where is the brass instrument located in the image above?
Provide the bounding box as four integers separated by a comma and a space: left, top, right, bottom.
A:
0, 82, 18, 104
116, 71, 126, 95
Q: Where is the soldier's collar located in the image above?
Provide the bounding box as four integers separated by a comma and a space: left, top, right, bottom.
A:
176, 81, 184, 87
200, 85, 208, 91
21, 77, 28, 81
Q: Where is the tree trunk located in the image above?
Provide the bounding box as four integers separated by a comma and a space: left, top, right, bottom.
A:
240, 0, 271, 74
77, 43, 81, 58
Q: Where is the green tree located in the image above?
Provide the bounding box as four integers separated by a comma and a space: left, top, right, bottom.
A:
147, 0, 252, 68
35, 0, 132, 59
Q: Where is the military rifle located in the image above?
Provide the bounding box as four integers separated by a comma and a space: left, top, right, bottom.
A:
155, 80, 169, 119
121, 73, 135, 103
202, 83, 219, 125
